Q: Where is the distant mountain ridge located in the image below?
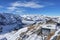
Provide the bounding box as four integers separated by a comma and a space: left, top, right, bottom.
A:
0, 13, 23, 35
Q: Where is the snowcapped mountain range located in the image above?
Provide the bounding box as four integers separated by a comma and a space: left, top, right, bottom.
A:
0, 13, 60, 40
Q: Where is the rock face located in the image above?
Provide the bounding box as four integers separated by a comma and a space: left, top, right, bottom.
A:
0, 13, 23, 33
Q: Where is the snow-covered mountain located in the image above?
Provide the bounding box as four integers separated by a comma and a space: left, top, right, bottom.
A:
0, 13, 23, 35
0, 14, 60, 40
8, 18, 60, 40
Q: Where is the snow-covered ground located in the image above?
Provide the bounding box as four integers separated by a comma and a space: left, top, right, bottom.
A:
8, 27, 28, 40
22, 20, 35, 25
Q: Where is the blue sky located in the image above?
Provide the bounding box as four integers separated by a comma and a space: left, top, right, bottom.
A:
0, 0, 60, 16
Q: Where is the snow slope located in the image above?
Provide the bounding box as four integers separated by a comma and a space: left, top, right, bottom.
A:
8, 27, 28, 40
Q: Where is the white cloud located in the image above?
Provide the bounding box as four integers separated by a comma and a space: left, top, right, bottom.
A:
7, 1, 45, 13
7, 1, 44, 12
7, 6, 25, 13
11, 1, 44, 8
7, 7, 16, 11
